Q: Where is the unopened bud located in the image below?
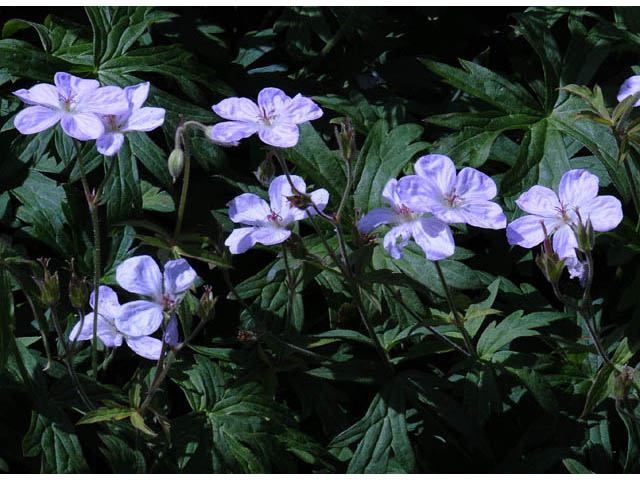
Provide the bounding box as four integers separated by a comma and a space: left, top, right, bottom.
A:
571, 213, 595, 252
253, 157, 276, 187
67, 258, 88, 309
536, 221, 566, 284
36, 258, 60, 307
168, 148, 185, 183
332, 117, 356, 161
614, 365, 635, 400
197, 285, 216, 321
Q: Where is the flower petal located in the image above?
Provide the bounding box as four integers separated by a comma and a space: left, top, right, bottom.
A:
414, 154, 456, 196
125, 335, 163, 360
164, 315, 179, 346
553, 224, 578, 259
89, 286, 121, 320
96, 132, 125, 156
455, 167, 497, 201
125, 107, 165, 132
558, 169, 599, 208
459, 200, 507, 229
308, 188, 329, 214
70, 313, 120, 344
209, 121, 258, 144
383, 224, 412, 259
116, 255, 163, 299
395, 175, 440, 213
412, 217, 455, 260
163, 258, 196, 296
228, 193, 271, 226
212, 97, 260, 122
257, 87, 291, 113
225, 227, 259, 254
258, 124, 299, 148
14, 106, 61, 135
428, 202, 468, 224
357, 207, 400, 234
79, 86, 129, 115
54, 72, 99, 99
116, 300, 163, 337
269, 174, 306, 218
281, 94, 323, 124
565, 256, 586, 283
506, 214, 556, 249
283, 187, 329, 223
13, 83, 60, 108
515, 185, 561, 216
382, 178, 402, 211
580, 195, 623, 232
60, 112, 105, 140
124, 82, 150, 111
617, 75, 640, 106
250, 226, 291, 246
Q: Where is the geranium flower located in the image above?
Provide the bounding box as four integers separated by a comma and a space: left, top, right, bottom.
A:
69, 285, 178, 360
115, 256, 197, 338
13, 72, 129, 140
358, 178, 454, 260
396, 154, 507, 229
506, 169, 623, 268
225, 174, 329, 254
209, 87, 323, 148
96, 82, 166, 156
617, 75, 640, 107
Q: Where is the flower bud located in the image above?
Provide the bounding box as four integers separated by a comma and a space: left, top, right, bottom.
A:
197, 285, 216, 321
167, 148, 185, 183
536, 221, 566, 284
36, 258, 60, 307
571, 215, 595, 252
332, 117, 356, 161
253, 157, 276, 187
67, 259, 88, 309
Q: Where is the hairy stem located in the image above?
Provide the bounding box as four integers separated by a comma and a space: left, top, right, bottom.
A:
73, 139, 101, 380
434, 261, 477, 358
281, 243, 295, 338
174, 126, 192, 239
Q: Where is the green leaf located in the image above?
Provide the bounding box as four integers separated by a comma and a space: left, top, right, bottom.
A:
506, 366, 559, 412
580, 363, 614, 418
0, 268, 14, 372
353, 119, 428, 211
102, 142, 142, 222
99, 434, 146, 474
76, 406, 135, 425
171, 355, 226, 412
128, 131, 172, 188
129, 411, 157, 437
562, 458, 593, 474
141, 180, 175, 212
0, 39, 72, 81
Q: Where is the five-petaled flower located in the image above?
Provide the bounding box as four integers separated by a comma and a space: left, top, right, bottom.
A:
13, 72, 129, 140
96, 82, 166, 156
396, 154, 507, 230
358, 178, 454, 260
209, 87, 323, 148
225, 174, 329, 254
69, 285, 178, 360
506, 169, 623, 278
617, 75, 640, 107
115, 255, 197, 338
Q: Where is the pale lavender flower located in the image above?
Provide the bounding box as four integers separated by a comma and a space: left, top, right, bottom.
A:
115, 255, 196, 338
225, 174, 329, 254
358, 178, 454, 260
617, 75, 640, 107
209, 87, 323, 148
506, 169, 623, 271
396, 154, 507, 230
69, 285, 178, 360
96, 82, 166, 156
13, 72, 129, 140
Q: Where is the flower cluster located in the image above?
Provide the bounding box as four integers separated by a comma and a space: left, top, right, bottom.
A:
13, 72, 165, 156
359, 154, 507, 260
70, 255, 196, 360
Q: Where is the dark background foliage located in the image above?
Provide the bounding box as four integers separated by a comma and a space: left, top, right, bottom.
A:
1, 6, 639, 474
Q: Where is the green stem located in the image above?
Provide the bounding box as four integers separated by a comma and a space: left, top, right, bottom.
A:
581, 250, 611, 365
623, 158, 640, 229
335, 148, 352, 222
174, 126, 192, 240
434, 261, 476, 358
281, 243, 294, 338
73, 139, 101, 380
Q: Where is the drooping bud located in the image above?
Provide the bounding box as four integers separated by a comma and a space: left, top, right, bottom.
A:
67, 258, 88, 309
253, 156, 276, 187
167, 148, 185, 183
35, 258, 60, 307
197, 285, 216, 321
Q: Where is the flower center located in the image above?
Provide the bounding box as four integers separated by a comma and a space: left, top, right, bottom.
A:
398, 204, 412, 217
267, 211, 283, 226
259, 106, 278, 126
554, 202, 577, 224
161, 293, 175, 308
444, 188, 463, 208
59, 93, 77, 113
